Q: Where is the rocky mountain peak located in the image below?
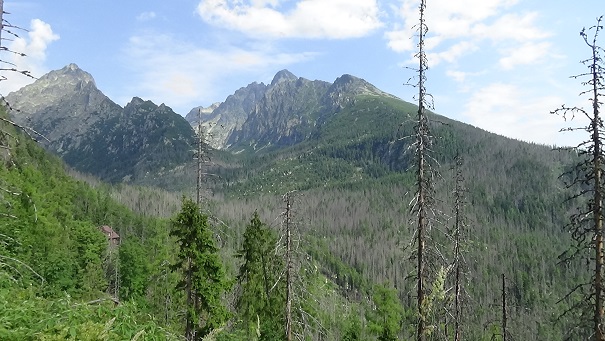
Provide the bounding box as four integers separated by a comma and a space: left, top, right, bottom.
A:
126, 96, 146, 107
325, 74, 398, 110
51, 63, 96, 87
185, 102, 221, 123
6, 63, 105, 117
331, 74, 375, 93
271, 69, 297, 86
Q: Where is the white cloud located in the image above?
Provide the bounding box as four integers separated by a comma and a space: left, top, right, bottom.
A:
196, 0, 383, 39
384, 28, 414, 52
121, 33, 317, 114
499, 41, 551, 69
462, 83, 582, 146
385, 0, 551, 69
472, 12, 550, 42
136, 11, 157, 21
0, 19, 59, 95
427, 41, 478, 66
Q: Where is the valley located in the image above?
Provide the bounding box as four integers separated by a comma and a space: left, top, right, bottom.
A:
1, 62, 585, 340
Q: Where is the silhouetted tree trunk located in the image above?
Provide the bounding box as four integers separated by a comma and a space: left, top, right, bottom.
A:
0, 0, 4, 43
553, 15, 605, 341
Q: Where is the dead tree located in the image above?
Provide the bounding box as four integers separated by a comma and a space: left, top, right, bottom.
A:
553, 16, 605, 341
407, 0, 436, 340
0, 0, 35, 88
501, 274, 507, 341
0, 0, 45, 284
283, 191, 294, 341
195, 108, 211, 209
451, 154, 468, 341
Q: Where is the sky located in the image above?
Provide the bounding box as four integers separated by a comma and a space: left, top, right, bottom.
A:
1, 0, 603, 147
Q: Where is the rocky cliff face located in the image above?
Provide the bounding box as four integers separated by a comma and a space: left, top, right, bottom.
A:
219, 70, 396, 151
185, 81, 267, 149
7, 63, 119, 149
226, 71, 331, 150
6, 64, 196, 183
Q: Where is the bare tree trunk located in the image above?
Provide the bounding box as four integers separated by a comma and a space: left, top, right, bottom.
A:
553, 17, 605, 340
284, 192, 293, 341
453, 156, 463, 341
0, 0, 4, 43
502, 273, 507, 341
415, 1, 428, 340
197, 108, 204, 209
591, 32, 605, 340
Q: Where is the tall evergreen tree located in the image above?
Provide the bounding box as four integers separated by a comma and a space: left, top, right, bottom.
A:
236, 211, 284, 340
170, 198, 230, 340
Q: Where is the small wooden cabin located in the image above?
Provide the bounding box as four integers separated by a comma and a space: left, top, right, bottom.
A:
99, 225, 120, 246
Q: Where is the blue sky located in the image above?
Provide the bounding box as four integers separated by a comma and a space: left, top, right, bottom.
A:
1, 0, 603, 146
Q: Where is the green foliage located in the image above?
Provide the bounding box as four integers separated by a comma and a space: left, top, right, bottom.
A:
368, 284, 403, 341
119, 240, 150, 301
0, 287, 178, 340
341, 309, 363, 341
236, 211, 284, 340
170, 197, 231, 338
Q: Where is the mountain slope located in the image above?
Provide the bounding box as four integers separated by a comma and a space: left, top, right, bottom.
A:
6, 64, 196, 183
185, 81, 267, 149
227, 72, 331, 150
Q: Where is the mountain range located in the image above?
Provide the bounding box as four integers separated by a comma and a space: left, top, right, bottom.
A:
6, 64, 402, 183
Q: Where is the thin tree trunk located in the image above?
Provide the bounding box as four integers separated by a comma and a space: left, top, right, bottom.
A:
285, 193, 293, 341
416, 1, 427, 340
502, 273, 507, 341
197, 108, 203, 209
591, 36, 604, 340
453, 210, 461, 341
0, 0, 4, 43
453, 155, 464, 341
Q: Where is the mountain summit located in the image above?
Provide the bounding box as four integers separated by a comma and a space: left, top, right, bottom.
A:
7, 63, 102, 116
6, 64, 196, 183
271, 69, 298, 86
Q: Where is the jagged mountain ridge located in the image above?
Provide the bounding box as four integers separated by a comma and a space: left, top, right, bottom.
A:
6, 64, 196, 183
189, 69, 400, 151
185, 80, 267, 149
6, 64, 412, 184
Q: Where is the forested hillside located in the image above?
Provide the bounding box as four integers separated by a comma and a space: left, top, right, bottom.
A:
105, 91, 585, 339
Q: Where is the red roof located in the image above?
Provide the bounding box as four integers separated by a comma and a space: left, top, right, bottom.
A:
99, 225, 120, 241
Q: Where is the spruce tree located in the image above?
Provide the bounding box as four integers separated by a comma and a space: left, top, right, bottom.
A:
170, 197, 230, 340
236, 211, 284, 340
